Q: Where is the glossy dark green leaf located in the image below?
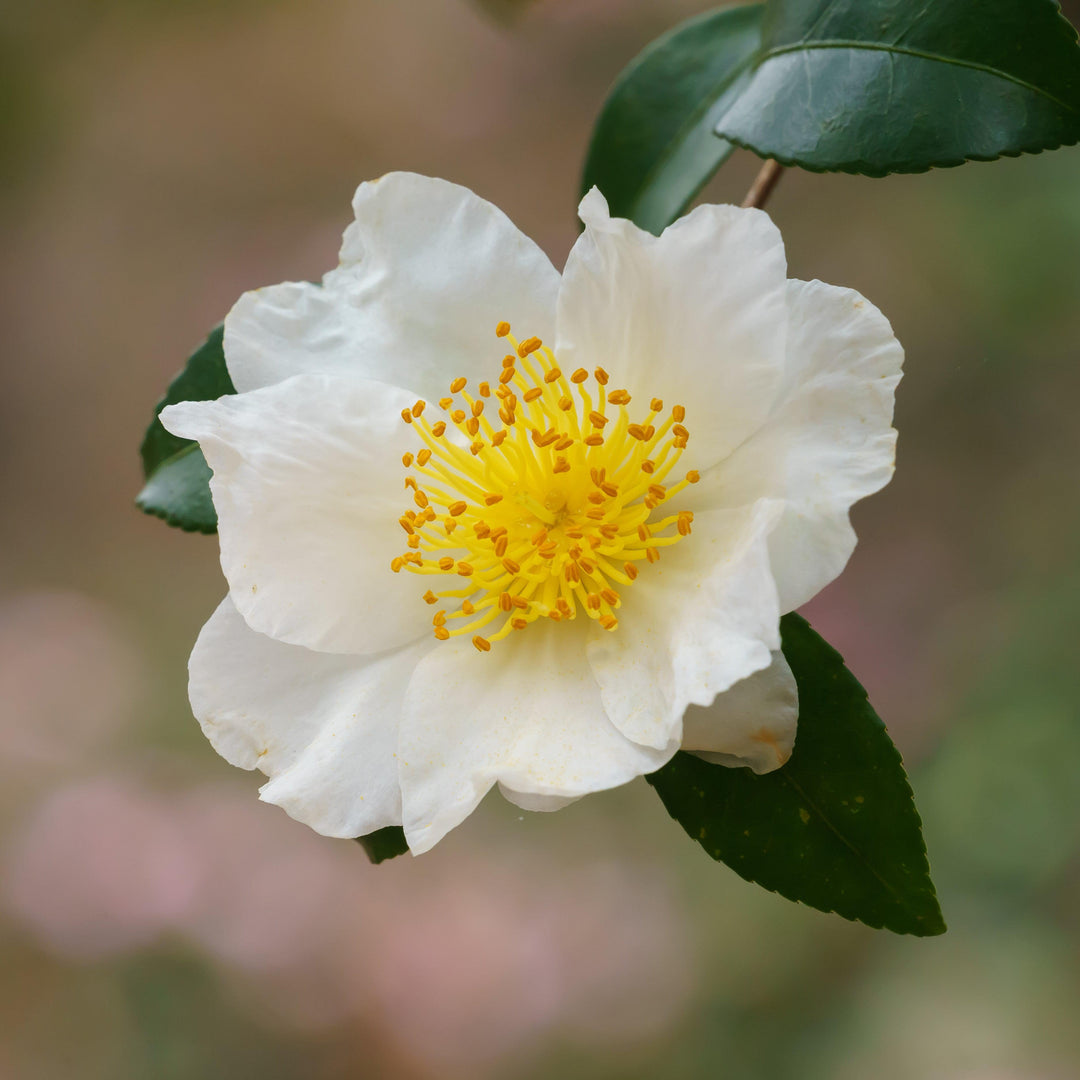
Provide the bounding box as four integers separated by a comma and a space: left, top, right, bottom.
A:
582, 4, 763, 235
355, 826, 409, 864
717, 0, 1080, 176
648, 614, 945, 936
137, 325, 234, 533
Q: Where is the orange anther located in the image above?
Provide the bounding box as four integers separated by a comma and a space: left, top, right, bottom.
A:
450, 377, 467, 393
496, 321, 511, 337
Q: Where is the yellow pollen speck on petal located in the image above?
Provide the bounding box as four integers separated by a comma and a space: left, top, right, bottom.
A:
393, 327, 697, 651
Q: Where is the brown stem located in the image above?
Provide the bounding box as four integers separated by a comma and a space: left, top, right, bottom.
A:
740, 158, 784, 210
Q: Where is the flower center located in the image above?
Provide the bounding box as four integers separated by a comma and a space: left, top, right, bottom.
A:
391, 322, 699, 652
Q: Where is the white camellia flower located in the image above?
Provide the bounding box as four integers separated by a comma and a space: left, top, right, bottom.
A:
161, 173, 902, 854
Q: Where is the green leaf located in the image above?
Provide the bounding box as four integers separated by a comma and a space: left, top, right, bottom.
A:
137, 325, 234, 533
355, 826, 409, 864
581, 4, 764, 235
716, 0, 1080, 176
647, 614, 945, 936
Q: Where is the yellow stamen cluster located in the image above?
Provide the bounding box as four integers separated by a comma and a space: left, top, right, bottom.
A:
391, 322, 700, 651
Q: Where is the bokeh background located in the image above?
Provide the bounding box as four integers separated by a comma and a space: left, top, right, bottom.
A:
3, 1, 1080, 1076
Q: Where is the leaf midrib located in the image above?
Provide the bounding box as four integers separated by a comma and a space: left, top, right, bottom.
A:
760, 39, 1078, 113
780, 771, 910, 911
628, 48, 758, 218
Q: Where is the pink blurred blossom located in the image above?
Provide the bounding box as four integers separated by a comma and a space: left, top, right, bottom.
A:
0, 592, 141, 770
3, 777, 198, 958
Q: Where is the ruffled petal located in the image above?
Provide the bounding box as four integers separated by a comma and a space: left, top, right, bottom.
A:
687, 279, 902, 611
398, 620, 672, 853
555, 189, 788, 471
586, 500, 783, 752
682, 650, 797, 774
189, 596, 431, 838
224, 173, 560, 397
161, 373, 433, 655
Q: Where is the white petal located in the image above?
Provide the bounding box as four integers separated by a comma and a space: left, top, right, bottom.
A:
497, 784, 583, 813
189, 596, 431, 838
398, 621, 672, 853
688, 279, 902, 611
587, 500, 783, 752
161, 373, 433, 655
682, 651, 798, 774
556, 189, 788, 470
224, 173, 560, 397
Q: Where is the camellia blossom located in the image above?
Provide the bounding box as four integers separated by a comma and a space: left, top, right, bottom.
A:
161, 173, 902, 853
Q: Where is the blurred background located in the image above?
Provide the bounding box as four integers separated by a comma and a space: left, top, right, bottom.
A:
3, 0, 1080, 1076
